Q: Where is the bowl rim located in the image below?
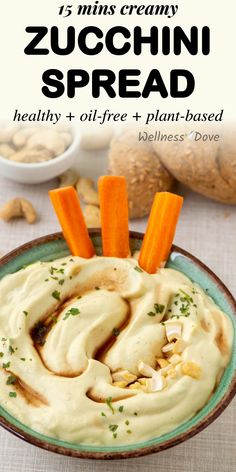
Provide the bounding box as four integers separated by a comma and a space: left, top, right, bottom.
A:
0, 229, 235, 460
0, 129, 80, 170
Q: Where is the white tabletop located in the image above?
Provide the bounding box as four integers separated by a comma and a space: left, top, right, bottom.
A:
0, 149, 235, 472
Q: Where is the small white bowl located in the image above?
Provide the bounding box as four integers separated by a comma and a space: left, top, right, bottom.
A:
0, 131, 80, 184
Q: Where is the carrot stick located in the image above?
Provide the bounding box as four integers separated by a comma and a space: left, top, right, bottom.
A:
49, 186, 95, 258
138, 192, 183, 273
98, 176, 130, 258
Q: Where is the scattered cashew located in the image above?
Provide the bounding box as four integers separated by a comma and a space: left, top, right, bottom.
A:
9, 148, 53, 163
59, 169, 79, 188
83, 205, 101, 228
0, 144, 15, 158
27, 130, 67, 156
80, 127, 113, 151
0, 198, 37, 224
76, 178, 99, 206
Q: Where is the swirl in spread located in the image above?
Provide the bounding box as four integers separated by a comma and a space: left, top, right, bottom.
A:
0, 256, 233, 445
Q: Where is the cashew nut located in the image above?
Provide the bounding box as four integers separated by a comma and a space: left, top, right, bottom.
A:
83, 205, 101, 228
0, 144, 15, 158
9, 148, 53, 163
76, 178, 99, 206
60, 132, 73, 148
0, 125, 18, 144
80, 127, 113, 151
12, 127, 41, 148
0, 198, 37, 224
59, 169, 79, 188
27, 130, 67, 156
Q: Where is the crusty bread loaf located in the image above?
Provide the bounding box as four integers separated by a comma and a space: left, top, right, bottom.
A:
108, 131, 174, 218
153, 129, 236, 205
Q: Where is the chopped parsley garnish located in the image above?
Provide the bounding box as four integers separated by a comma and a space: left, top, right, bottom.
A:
112, 327, 121, 337
125, 420, 129, 425
6, 375, 16, 385
9, 392, 17, 398
77, 296, 82, 299
147, 311, 156, 317
0, 352, 3, 358
44, 279, 49, 282
9, 345, 15, 355
101, 412, 106, 417
154, 303, 165, 314
106, 396, 115, 414
95, 287, 100, 290
180, 305, 190, 316
1, 338, 7, 342
3, 362, 10, 369
171, 288, 197, 318
69, 258, 74, 262
62, 263, 67, 266
59, 279, 65, 286
113, 433, 117, 439
126, 430, 132, 434
109, 424, 118, 433
134, 412, 138, 416
49, 267, 57, 275
20, 358, 26, 362
179, 289, 193, 303
57, 268, 65, 275
51, 276, 59, 281
134, 266, 143, 273
63, 307, 80, 320
147, 303, 165, 317
23, 311, 28, 317
118, 405, 124, 413
52, 290, 60, 301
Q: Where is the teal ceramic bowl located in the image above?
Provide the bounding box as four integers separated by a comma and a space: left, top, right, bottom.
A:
0, 230, 235, 459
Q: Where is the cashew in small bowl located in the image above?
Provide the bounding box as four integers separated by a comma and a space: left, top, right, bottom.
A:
76, 178, 99, 206
12, 127, 43, 148
0, 125, 18, 144
27, 130, 67, 156
9, 148, 53, 163
0, 144, 15, 159
0, 198, 37, 224
60, 132, 73, 148
83, 205, 101, 228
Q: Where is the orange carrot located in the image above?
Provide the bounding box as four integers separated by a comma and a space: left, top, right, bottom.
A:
49, 186, 95, 258
98, 176, 130, 257
138, 192, 183, 273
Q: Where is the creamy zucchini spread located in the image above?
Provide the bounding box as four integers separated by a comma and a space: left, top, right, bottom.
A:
0, 255, 233, 445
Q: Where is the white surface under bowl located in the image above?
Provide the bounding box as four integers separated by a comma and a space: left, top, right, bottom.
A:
0, 132, 80, 184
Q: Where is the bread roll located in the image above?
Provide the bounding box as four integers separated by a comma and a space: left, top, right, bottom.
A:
153, 128, 236, 205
